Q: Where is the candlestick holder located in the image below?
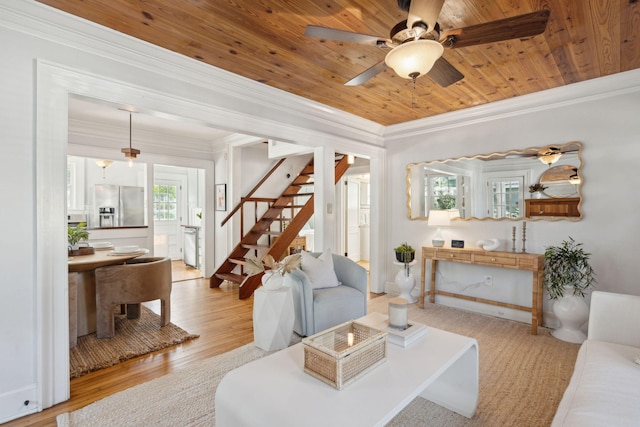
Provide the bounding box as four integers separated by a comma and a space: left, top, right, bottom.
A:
512, 226, 517, 252
521, 221, 527, 253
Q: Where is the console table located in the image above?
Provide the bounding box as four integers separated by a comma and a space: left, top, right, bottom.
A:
420, 247, 544, 335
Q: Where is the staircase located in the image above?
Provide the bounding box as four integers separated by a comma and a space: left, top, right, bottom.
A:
210, 154, 351, 299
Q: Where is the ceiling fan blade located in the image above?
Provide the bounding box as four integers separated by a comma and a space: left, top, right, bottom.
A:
304, 25, 387, 47
344, 60, 387, 86
428, 57, 464, 87
441, 9, 551, 49
407, 0, 445, 33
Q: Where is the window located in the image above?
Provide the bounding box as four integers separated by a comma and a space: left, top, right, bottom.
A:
153, 184, 177, 220
487, 176, 523, 218
424, 174, 467, 217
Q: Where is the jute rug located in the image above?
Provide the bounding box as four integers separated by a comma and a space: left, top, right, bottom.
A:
59, 297, 580, 426
70, 306, 199, 379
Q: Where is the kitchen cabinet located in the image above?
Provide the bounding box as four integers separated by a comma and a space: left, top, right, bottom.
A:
525, 197, 580, 218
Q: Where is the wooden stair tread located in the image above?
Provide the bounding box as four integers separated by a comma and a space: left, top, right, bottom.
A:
229, 258, 247, 265
283, 192, 314, 197
215, 272, 245, 284
241, 243, 270, 250
244, 197, 277, 203
254, 230, 282, 236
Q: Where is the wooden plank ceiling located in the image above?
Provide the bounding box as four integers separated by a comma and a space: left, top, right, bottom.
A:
37, 0, 640, 126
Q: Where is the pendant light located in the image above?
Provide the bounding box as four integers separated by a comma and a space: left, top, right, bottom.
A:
94, 159, 113, 179
121, 112, 140, 167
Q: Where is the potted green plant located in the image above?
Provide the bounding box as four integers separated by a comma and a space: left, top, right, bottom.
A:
543, 237, 596, 343
528, 183, 547, 199
394, 242, 415, 264
68, 222, 92, 255
394, 242, 417, 302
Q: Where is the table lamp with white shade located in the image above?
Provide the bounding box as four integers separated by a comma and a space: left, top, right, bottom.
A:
428, 210, 451, 247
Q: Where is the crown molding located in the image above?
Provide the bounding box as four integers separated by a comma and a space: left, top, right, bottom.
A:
0, 2, 384, 147
384, 68, 640, 142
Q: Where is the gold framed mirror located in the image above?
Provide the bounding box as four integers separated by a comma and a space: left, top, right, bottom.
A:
406, 141, 583, 221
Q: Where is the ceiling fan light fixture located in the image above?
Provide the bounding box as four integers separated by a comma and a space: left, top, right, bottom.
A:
538, 153, 561, 165
537, 147, 562, 165
384, 39, 444, 81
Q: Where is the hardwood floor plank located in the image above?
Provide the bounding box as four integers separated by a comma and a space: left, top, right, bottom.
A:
5, 278, 252, 427
7, 272, 378, 427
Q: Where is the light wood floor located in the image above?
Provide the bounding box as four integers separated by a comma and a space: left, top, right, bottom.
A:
6, 279, 253, 427
8, 260, 378, 427
171, 259, 202, 282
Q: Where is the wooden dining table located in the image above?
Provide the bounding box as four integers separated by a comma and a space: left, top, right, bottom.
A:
68, 249, 148, 347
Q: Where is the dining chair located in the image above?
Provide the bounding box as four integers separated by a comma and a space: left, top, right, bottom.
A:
94, 257, 172, 338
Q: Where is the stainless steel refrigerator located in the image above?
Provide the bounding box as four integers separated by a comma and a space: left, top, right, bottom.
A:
95, 184, 145, 227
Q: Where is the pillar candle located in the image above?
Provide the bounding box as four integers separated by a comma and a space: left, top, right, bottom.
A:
389, 297, 409, 329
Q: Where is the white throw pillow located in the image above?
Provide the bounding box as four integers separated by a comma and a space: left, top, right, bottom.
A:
300, 249, 341, 289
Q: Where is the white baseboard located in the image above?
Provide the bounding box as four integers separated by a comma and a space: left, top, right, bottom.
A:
0, 385, 39, 424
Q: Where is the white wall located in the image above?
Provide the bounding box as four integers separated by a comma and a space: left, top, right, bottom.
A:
5, 1, 638, 424
0, 3, 385, 423
386, 72, 640, 324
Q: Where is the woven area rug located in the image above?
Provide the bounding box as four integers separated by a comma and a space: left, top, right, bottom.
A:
59, 297, 579, 426
70, 306, 199, 379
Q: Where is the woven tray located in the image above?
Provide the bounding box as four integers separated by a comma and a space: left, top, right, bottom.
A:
302, 320, 387, 390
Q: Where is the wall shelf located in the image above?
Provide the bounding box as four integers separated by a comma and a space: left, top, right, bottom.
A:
525, 197, 580, 217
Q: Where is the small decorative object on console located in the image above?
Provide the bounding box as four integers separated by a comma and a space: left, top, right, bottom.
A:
302, 320, 387, 390
452, 240, 465, 248
477, 239, 500, 251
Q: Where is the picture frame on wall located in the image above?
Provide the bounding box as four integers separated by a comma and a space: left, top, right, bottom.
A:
216, 184, 226, 211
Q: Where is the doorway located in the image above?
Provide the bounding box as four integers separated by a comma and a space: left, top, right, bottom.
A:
154, 165, 205, 281
153, 178, 185, 260
341, 163, 371, 267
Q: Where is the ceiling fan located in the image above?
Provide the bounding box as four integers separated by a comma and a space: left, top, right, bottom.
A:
304, 0, 550, 87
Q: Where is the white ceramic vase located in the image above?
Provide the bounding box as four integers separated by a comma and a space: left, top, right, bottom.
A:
532, 191, 543, 199
261, 270, 284, 291
551, 287, 589, 343
395, 267, 417, 303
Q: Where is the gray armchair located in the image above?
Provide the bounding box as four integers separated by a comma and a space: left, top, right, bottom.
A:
284, 252, 367, 336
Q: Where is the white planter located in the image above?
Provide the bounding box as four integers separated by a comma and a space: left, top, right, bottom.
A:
394, 262, 417, 303
532, 191, 543, 199
261, 271, 284, 291
551, 290, 589, 343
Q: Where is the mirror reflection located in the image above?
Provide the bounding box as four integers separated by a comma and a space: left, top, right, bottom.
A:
540, 165, 580, 198
406, 142, 583, 221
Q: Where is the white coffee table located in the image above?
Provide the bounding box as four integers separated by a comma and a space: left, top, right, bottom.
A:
216, 314, 478, 427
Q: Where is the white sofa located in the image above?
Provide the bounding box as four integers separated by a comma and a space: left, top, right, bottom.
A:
552, 291, 640, 426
